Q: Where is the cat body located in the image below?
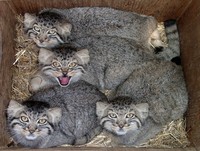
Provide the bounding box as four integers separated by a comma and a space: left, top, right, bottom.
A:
40, 7, 158, 48
110, 60, 188, 145
7, 81, 107, 148
24, 7, 158, 49
29, 37, 155, 92
115, 59, 188, 124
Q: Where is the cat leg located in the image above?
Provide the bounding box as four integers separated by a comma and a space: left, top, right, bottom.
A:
40, 132, 74, 148
131, 118, 163, 146
74, 126, 102, 145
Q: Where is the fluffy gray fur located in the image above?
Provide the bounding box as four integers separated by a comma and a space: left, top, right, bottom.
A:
30, 36, 156, 92
72, 36, 155, 92
7, 81, 107, 148
113, 59, 188, 145
40, 7, 157, 48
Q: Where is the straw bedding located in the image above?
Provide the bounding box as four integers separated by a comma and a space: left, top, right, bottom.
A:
10, 14, 190, 148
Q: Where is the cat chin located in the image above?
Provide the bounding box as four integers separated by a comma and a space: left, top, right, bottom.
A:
34, 39, 60, 48
114, 130, 127, 136
25, 134, 37, 141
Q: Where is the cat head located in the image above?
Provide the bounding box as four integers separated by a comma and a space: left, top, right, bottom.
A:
7, 100, 62, 147
24, 11, 72, 48
96, 97, 149, 136
38, 45, 90, 87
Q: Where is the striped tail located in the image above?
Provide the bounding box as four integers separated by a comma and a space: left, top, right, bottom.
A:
152, 20, 181, 65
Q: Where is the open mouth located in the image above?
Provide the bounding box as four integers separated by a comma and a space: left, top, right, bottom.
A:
57, 76, 71, 87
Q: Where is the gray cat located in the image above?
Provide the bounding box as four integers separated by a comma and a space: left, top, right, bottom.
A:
110, 59, 188, 145
41, 7, 157, 48
7, 81, 107, 148
24, 7, 158, 49
29, 37, 155, 92
97, 92, 187, 146
24, 11, 72, 48
96, 96, 155, 146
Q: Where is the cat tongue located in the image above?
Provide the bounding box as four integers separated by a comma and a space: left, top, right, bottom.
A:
58, 76, 70, 86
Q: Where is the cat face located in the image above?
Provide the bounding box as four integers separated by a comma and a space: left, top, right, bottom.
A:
7, 100, 61, 146
96, 97, 149, 136
38, 46, 89, 87
24, 12, 72, 48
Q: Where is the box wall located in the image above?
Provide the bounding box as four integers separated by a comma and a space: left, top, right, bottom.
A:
178, 0, 200, 148
7, 0, 191, 21
0, 1, 17, 147
0, 0, 198, 149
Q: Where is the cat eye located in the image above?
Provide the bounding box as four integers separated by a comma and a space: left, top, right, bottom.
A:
108, 113, 117, 118
33, 25, 40, 32
52, 61, 62, 68
37, 119, 47, 125
20, 116, 29, 122
125, 113, 135, 118
68, 62, 77, 68
47, 29, 57, 35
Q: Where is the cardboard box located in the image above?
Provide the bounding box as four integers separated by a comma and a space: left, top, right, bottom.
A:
0, 0, 199, 150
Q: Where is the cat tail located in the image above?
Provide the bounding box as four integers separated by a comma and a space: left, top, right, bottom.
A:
153, 20, 181, 65
74, 126, 102, 145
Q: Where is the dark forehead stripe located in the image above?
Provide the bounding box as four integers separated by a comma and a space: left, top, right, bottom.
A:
108, 96, 134, 110
54, 45, 78, 59
38, 11, 63, 20
35, 12, 64, 29
22, 101, 50, 113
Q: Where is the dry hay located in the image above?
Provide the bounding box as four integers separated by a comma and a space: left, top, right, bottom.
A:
11, 15, 39, 102
11, 14, 190, 148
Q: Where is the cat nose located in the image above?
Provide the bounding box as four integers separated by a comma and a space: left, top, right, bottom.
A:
39, 39, 44, 43
28, 125, 36, 134
117, 122, 125, 128
29, 128, 35, 134
62, 68, 69, 75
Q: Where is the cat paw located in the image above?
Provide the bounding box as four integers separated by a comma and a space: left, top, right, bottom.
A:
29, 76, 43, 93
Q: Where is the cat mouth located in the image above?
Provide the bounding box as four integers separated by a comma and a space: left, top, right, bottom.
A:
57, 76, 71, 87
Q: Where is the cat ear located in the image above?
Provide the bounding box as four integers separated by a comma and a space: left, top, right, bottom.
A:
96, 101, 110, 118
38, 48, 54, 64
135, 103, 149, 121
56, 23, 72, 42
7, 100, 24, 117
24, 13, 36, 31
47, 107, 62, 124
75, 49, 90, 65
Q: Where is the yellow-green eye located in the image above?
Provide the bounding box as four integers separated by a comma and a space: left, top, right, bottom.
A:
68, 62, 77, 68
33, 25, 40, 32
52, 61, 62, 68
125, 113, 135, 118
20, 116, 29, 122
108, 112, 117, 118
48, 29, 57, 35
37, 119, 47, 124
